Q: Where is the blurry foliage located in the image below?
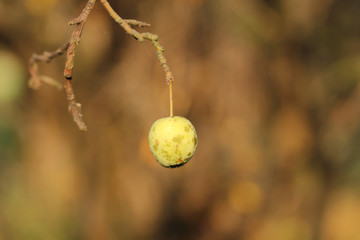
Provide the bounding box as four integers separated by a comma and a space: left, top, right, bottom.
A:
0, 50, 25, 104
0, 0, 360, 239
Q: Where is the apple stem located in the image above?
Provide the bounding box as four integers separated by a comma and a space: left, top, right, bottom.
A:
169, 81, 174, 117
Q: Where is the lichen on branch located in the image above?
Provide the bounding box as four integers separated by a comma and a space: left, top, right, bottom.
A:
28, 0, 175, 131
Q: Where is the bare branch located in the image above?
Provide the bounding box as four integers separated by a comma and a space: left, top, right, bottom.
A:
28, 0, 96, 131
29, 0, 175, 130
28, 42, 69, 89
65, 79, 87, 131
64, 0, 96, 79
125, 19, 151, 28
99, 0, 174, 85
60, 0, 97, 131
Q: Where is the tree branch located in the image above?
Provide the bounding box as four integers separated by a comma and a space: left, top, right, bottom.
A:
61, 0, 96, 131
99, 0, 174, 85
28, 0, 175, 131
28, 42, 69, 89
64, 0, 96, 79
125, 19, 151, 28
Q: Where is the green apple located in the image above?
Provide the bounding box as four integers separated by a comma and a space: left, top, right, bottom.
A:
148, 116, 197, 168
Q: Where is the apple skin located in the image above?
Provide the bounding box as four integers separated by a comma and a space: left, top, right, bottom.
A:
148, 116, 197, 168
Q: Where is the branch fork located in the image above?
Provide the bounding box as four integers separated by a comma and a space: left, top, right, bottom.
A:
28, 0, 174, 131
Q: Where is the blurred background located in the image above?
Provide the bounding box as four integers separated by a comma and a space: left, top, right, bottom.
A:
1, 0, 360, 239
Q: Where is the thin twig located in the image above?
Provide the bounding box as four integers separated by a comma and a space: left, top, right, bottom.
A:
65, 79, 87, 131
99, 0, 174, 85
169, 82, 173, 117
61, 0, 96, 131
125, 19, 151, 28
28, 42, 69, 89
64, 0, 96, 79
100, 0, 174, 116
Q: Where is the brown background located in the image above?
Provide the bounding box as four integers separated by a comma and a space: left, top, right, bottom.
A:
1, 0, 360, 239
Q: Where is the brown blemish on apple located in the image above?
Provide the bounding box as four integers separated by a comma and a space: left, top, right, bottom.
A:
152, 144, 158, 151
172, 135, 184, 144
184, 126, 190, 132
